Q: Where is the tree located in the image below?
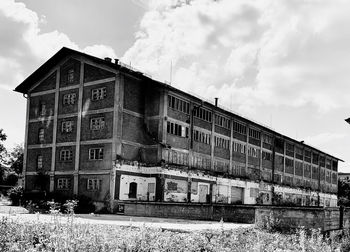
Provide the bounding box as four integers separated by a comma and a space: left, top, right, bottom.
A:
338, 179, 350, 206
0, 129, 7, 184
8, 144, 23, 174
0, 129, 7, 162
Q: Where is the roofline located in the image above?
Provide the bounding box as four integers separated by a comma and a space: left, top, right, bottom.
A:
14, 47, 344, 162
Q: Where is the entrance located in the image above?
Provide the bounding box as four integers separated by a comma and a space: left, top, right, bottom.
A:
199, 184, 208, 203
129, 182, 137, 199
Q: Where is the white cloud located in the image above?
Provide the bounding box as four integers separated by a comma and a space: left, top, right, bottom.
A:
0, 0, 117, 89
304, 133, 346, 147
123, 0, 350, 114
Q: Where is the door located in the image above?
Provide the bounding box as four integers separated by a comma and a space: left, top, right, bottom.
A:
231, 186, 243, 204
199, 184, 208, 203
129, 182, 137, 199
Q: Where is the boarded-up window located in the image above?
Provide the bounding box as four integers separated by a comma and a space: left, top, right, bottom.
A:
191, 182, 198, 195
167, 181, 178, 191
250, 188, 259, 198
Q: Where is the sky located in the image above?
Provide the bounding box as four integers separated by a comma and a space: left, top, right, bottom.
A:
0, 0, 350, 172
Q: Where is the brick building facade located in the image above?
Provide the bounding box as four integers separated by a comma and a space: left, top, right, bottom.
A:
15, 47, 341, 209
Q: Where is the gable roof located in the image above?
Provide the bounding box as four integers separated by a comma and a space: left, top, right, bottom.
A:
14, 47, 121, 94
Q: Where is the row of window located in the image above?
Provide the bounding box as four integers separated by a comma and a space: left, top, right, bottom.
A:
193, 107, 212, 122
214, 136, 230, 149
38, 87, 107, 117
57, 178, 100, 191
247, 146, 258, 158
36, 148, 104, 169
38, 116, 106, 142
214, 114, 230, 129
193, 130, 211, 145
248, 128, 260, 140
168, 95, 190, 114
167, 121, 189, 138
233, 121, 247, 135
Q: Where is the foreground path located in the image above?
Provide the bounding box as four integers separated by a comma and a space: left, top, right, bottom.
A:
0, 212, 253, 231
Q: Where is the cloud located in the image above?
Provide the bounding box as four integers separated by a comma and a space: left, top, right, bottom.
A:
304, 133, 346, 147
0, 0, 117, 89
123, 0, 350, 114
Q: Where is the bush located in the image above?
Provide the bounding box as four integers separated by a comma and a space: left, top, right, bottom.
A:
7, 186, 23, 206
74, 195, 95, 213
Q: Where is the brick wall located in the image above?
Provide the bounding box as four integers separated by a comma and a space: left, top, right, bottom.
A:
123, 76, 145, 114
80, 112, 113, 141
31, 71, 56, 93
55, 146, 76, 171
78, 174, 110, 201
26, 147, 52, 172
29, 93, 55, 119
60, 58, 81, 87
27, 120, 54, 145
82, 82, 115, 111
58, 88, 79, 115
79, 143, 112, 170
56, 117, 78, 143
83, 63, 115, 83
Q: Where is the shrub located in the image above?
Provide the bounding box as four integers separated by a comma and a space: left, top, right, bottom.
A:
74, 195, 95, 213
7, 186, 23, 206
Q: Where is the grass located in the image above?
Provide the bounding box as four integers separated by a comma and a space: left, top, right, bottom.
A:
1, 215, 350, 252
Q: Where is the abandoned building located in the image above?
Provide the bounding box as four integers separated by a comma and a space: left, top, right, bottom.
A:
15, 47, 341, 210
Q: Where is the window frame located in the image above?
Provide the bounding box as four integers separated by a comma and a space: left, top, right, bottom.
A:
87, 178, 101, 191
89, 148, 104, 160
91, 87, 107, 101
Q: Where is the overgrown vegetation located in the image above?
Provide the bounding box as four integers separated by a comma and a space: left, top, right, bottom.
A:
1, 214, 350, 251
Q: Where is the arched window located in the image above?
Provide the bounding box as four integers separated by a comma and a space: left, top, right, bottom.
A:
128, 182, 137, 199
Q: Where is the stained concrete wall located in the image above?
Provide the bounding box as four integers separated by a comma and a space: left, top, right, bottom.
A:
118, 202, 343, 231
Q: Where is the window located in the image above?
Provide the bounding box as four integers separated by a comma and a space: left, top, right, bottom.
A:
247, 146, 258, 158
90, 117, 105, 130
67, 69, 74, 83
37, 155, 43, 170
39, 102, 46, 116
63, 93, 76, 105
319, 156, 325, 167
332, 160, 338, 171
248, 128, 261, 140
215, 114, 230, 129
38, 128, 45, 143
61, 121, 73, 133
262, 151, 271, 161
312, 153, 319, 165
60, 149, 73, 161
168, 95, 190, 114
286, 143, 294, 157
87, 179, 101, 191
57, 178, 71, 190
193, 130, 211, 145
304, 150, 311, 163
262, 134, 273, 145
193, 107, 212, 122
91, 87, 106, 101
214, 136, 229, 149
233, 142, 246, 154
89, 148, 104, 160
233, 121, 247, 135
167, 121, 189, 138
326, 159, 331, 169
250, 188, 259, 198
295, 147, 303, 160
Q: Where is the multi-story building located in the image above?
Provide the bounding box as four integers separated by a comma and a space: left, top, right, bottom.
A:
15, 47, 341, 209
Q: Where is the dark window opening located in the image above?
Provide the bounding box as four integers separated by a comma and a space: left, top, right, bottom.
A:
129, 182, 137, 198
